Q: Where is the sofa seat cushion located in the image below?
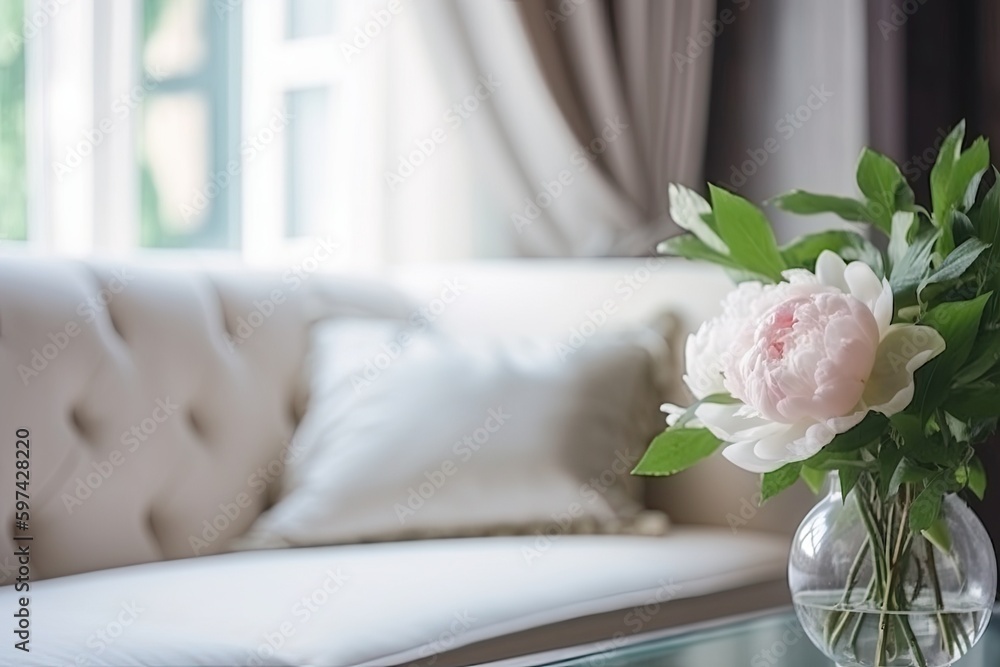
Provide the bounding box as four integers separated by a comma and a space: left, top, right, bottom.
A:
2, 528, 788, 667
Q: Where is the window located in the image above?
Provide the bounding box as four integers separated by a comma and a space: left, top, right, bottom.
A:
7, 0, 483, 266
287, 0, 337, 39
0, 1, 26, 243
240, 0, 362, 265
140, 0, 239, 248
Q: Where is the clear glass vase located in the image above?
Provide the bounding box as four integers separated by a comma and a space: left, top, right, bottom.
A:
789, 474, 997, 667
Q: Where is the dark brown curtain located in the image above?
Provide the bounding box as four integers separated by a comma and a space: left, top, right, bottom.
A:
868, 0, 1000, 199
868, 0, 1000, 590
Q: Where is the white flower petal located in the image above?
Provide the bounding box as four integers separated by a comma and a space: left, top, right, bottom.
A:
873, 279, 894, 337
696, 402, 778, 441
824, 408, 868, 434
683, 327, 729, 399
844, 261, 882, 305
844, 261, 892, 335
721, 440, 783, 473
660, 403, 694, 427
722, 408, 870, 474
732, 421, 789, 442
863, 324, 946, 416
792, 410, 867, 458
753, 421, 809, 460
669, 184, 729, 254
781, 268, 821, 284
816, 250, 849, 292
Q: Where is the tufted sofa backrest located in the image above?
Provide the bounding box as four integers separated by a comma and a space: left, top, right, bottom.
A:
0, 258, 414, 582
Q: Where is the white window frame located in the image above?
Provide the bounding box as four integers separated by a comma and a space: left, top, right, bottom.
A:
14, 0, 390, 269
241, 0, 388, 269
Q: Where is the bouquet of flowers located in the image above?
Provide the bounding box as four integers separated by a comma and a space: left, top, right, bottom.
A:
635, 121, 999, 667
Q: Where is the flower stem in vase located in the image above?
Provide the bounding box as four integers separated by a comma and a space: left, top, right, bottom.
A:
857, 479, 929, 667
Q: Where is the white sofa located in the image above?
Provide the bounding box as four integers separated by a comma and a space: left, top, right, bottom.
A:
0, 257, 812, 666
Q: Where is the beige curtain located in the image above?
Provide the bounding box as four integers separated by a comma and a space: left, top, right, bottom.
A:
413, 0, 716, 256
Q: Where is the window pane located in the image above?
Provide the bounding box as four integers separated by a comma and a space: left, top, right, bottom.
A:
143, 0, 208, 80
285, 87, 331, 237
286, 0, 336, 39
140, 92, 226, 247
0, 0, 26, 242
138, 0, 236, 250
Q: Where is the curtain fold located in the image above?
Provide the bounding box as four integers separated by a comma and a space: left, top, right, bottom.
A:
702, 0, 868, 243
412, 0, 716, 257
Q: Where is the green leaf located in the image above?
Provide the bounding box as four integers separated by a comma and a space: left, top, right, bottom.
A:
761, 462, 802, 502
930, 122, 967, 218
930, 121, 989, 226
840, 466, 863, 500
943, 412, 970, 443
826, 413, 889, 453
889, 229, 938, 308
891, 413, 926, 448
800, 466, 827, 494
658, 234, 742, 271
633, 428, 722, 476
804, 448, 870, 471
974, 171, 1000, 322
953, 210, 977, 246
910, 481, 945, 533
888, 211, 918, 268
912, 293, 992, 417
780, 230, 884, 277
896, 433, 958, 469
888, 458, 935, 497
667, 184, 728, 254
895, 175, 917, 211
922, 517, 954, 553
954, 139, 991, 206
878, 444, 905, 496
929, 123, 989, 256
953, 330, 1000, 385
974, 168, 1000, 254
708, 184, 786, 282
942, 384, 1000, 419
857, 148, 912, 232
769, 190, 871, 222
917, 237, 990, 302
700, 393, 741, 405
963, 168, 987, 212
967, 457, 987, 500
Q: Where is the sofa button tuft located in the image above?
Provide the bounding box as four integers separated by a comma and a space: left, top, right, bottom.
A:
70, 406, 92, 440
106, 306, 126, 341
188, 409, 204, 438
146, 509, 165, 552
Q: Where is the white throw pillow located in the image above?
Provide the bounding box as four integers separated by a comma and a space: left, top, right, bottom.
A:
236, 318, 673, 549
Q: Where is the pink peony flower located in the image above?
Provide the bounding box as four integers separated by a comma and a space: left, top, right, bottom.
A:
678, 251, 945, 473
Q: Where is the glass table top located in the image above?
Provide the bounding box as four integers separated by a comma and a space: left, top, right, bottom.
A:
546, 607, 1000, 667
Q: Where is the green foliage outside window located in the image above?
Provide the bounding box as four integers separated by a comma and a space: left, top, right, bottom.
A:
0, 1, 26, 242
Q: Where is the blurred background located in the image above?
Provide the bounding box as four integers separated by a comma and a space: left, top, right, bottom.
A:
1, 0, 994, 268
3, 2, 1000, 660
